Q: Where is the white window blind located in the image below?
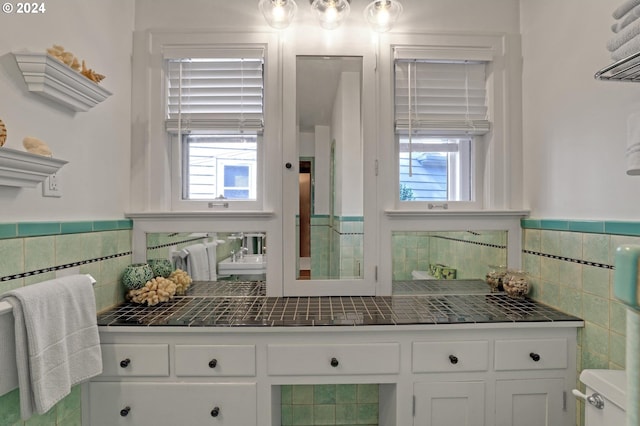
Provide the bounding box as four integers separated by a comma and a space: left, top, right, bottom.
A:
165, 49, 265, 133
394, 59, 490, 136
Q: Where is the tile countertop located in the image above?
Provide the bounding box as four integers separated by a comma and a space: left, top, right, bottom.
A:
96, 280, 583, 328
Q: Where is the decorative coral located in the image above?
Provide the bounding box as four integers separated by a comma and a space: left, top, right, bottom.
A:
46, 44, 80, 71
46, 44, 105, 84
80, 60, 105, 84
168, 269, 192, 295
126, 277, 177, 306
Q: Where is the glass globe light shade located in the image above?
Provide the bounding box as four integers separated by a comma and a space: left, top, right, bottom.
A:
310, 0, 351, 30
259, 0, 298, 29
364, 0, 402, 32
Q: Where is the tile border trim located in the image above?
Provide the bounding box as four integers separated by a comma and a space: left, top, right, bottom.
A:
522, 249, 614, 270
521, 218, 640, 236
1, 251, 132, 282
0, 219, 133, 239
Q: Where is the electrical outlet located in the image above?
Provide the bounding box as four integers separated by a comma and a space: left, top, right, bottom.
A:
42, 173, 62, 197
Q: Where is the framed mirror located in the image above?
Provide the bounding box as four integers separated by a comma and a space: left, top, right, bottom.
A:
391, 230, 507, 294
282, 42, 377, 295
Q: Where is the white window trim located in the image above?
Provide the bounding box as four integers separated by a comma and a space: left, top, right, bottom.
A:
375, 32, 524, 294
130, 30, 280, 214
376, 32, 521, 214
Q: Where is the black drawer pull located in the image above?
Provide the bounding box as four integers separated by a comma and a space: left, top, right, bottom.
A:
120, 358, 131, 368
449, 355, 459, 364
211, 406, 220, 417
120, 406, 131, 417
209, 359, 218, 368
529, 352, 541, 362
330, 357, 339, 367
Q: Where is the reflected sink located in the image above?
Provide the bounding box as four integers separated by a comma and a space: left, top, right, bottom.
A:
218, 254, 267, 276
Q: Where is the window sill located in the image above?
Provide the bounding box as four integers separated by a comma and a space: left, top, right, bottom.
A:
384, 209, 530, 219
126, 211, 275, 220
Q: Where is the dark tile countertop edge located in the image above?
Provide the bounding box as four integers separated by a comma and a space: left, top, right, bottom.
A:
97, 282, 583, 328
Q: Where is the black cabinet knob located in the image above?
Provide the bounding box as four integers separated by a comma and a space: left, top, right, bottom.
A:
120, 358, 131, 368
285, 162, 292, 169
330, 357, 339, 367
529, 352, 541, 362
211, 406, 220, 417
120, 406, 131, 417
209, 359, 218, 368
449, 355, 459, 364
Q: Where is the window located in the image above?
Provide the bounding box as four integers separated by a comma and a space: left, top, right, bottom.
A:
394, 57, 489, 207
182, 134, 257, 200
399, 137, 472, 202
165, 49, 264, 209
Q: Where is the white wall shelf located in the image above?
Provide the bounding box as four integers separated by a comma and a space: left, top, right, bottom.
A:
0, 147, 67, 188
12, 51, 112, 111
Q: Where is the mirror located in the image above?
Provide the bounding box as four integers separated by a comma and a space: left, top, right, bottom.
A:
295, 55, 364, 280
391, 230, 507, 293
146, 232, 267, 282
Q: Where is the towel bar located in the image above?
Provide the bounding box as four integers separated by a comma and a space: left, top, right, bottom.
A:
0, 274, 96, 316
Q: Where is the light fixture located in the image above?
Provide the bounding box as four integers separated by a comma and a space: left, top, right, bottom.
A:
364, 0, 402, 32
259, 0, 298, 29
310, 0, 351, 30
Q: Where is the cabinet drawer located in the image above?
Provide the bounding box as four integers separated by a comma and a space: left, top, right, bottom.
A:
412, 341, 489, 373
267, 343, 400, 376
100, 344, 169, 377
494, 338, 567, 371
175, 345, 256, 377
88, 382, 256, 426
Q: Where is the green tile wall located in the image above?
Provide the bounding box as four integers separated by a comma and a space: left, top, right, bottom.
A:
282, 384, 378, 426
522, 219, 634, 426
0, 220, 132, 426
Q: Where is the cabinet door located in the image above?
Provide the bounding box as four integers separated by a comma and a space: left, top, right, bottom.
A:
495, 378, 564, 426
414, 381, 485, 426
88, 382, 256, 426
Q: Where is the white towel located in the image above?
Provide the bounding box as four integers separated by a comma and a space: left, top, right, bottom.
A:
626, 111, 640, 175
184, 244, 210, 280
204, 242, 218, 281
608, 21, 640, 52
0, 275, 102, 420
172, 249, 188, 271
612, 4, 640, 33
613, 0, 640, 19
611, 36, 640, 60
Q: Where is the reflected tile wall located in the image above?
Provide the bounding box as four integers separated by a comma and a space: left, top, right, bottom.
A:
0, 220, 132, 426
392, 231, 507, 280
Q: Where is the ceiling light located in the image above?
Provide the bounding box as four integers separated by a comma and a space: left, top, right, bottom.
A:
364, 0, 402, 32
310, 0, 351, 30
259, 0, 298, 29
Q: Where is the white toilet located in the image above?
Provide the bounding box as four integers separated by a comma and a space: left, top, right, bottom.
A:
574, 369, 627, 426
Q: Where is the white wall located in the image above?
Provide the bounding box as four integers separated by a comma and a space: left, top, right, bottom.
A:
0, 0, 134, 221
134, 0, 520, 37
521, 0, 640, 220
333, 71, 363, 217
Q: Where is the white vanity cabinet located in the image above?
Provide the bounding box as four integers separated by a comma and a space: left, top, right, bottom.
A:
83, 324, 580, 426
87, 341, 258, 426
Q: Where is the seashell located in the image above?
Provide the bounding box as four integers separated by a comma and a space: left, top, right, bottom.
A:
0, 119, 6, 147
23, 136, 52, 157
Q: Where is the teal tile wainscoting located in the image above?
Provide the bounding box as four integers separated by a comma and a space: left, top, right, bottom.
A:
0, 219, 132, 426
281, 384, 378, 426
522, 219, 635, 426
